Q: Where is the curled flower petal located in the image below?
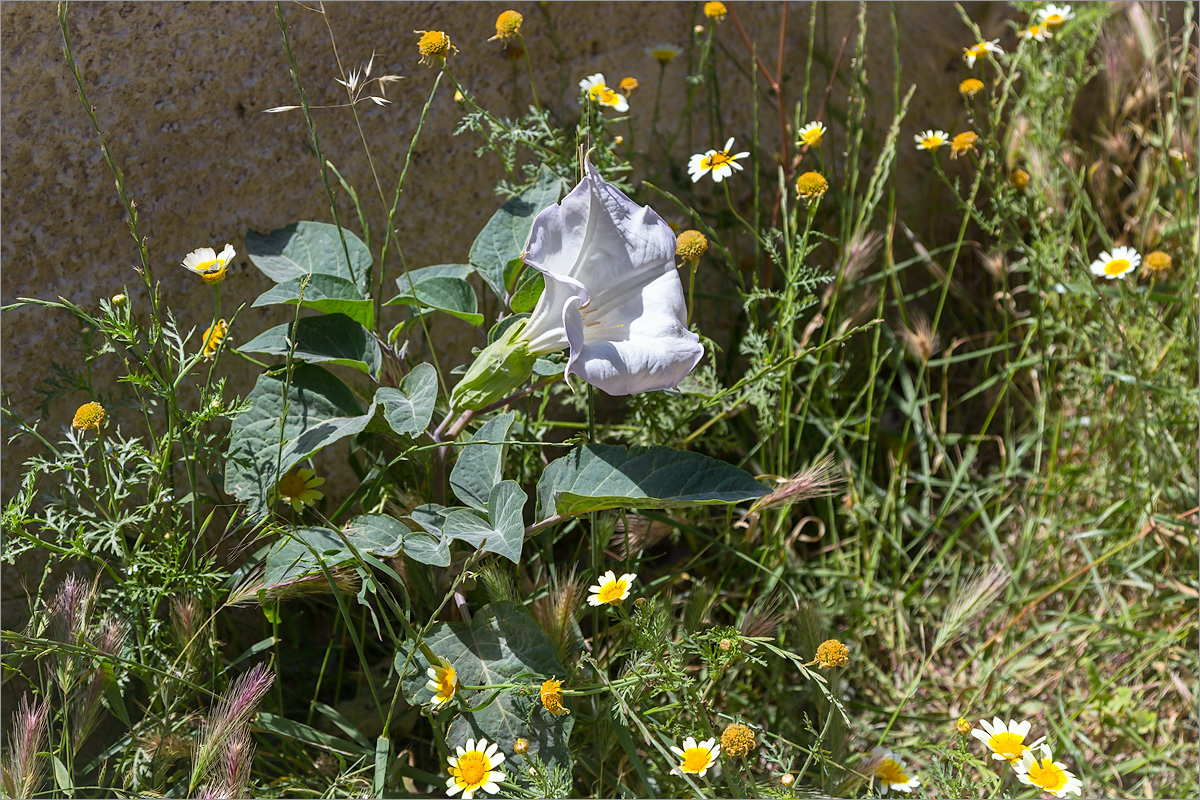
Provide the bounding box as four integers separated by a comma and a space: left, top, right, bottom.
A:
521, 161, 703, 396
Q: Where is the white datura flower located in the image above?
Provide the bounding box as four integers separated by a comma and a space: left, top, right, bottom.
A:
451, 161, 703, 409
519, 160, 703, 396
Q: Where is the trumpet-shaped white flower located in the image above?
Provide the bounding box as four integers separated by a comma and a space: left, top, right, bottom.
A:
521, 161, 704, 395
579, 73, 629, 112
1089, 246, 1140, 280
450, 162, 703, 408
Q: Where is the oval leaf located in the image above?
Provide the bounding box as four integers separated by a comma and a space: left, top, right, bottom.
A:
241, 313, 382, 375
246, 221, 372, 294
253, 274, 374, 330
536, 444, 770, 520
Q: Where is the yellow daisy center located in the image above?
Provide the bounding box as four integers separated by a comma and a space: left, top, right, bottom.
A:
651, 48, 678, 64
679, 746, 712, 773
922, 135, 945, 150
1043, 14, 1064, 26
451, 751, 491, 790
960, 78, 984, 96
874, 758, 910, 785
596, 579, 628, 604
1104, 258, 1131, 276
702, 151, 734, 170
801, 129, 823, 145
1028, 758, 1069, 792
597, 88, 621, 106
1145, 251, 1172, 271
435, 665, 457, 700
494, 10, 522, 39
72, 401, 106, 431
987, 731, 1027, 762
796, 171, 829, 199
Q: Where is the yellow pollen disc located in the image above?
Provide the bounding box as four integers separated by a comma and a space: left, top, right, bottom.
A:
680, 747, 711, 773
596, 579, 628, 604
988, 731, 1026, 762
453, 751, 490, 788
598, 89, 620, 106
703, 151, 734, 169
1028, 759, 1068, 792
875, 759, 910, 784
923, 137, 944, 149
801, 130, 821, 145
1104, 258, 1130, 276
276, 471, 309, 498
437, 668, 456, 698
1044, 14, 1063, 25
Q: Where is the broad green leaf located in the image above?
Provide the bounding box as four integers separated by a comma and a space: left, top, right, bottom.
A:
450, 413, 515, 511
252, 274, 374, 329
536, 444, 770, 520
225, 364, 433, 512
241, 313, 382, 375
469, 165, 565, 299
442, 481, 527, 564
385, 275, 483, 327
395, 263, 474, 288
406, 504, 453, 567
224, 364, 362, 513
246, 221, 372, 294
373, 362, 438, 437
263, 514, 441, 585
509, 267, 545, 314
397, 602, 572, 777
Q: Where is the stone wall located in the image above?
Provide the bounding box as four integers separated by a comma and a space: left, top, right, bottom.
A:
1, 0, 1000, 504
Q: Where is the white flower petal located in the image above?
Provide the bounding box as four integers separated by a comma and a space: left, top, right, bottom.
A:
522, 162, 703, 396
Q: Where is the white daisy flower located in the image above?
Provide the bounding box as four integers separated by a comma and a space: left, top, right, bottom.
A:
797, 121, 827, 147
670, 736, 721, 778
425, 657, 458, 707
867, 746, 921, 794
970, 717, 1045, 764
181, 244, 235, 285
1020, 23, 1053, 41
579, 73, 629, 113
914, 130, 950, 151
1089, 246, 1141, 280
687, 137, 750, 183
962, 39, 1003, 68
445, 738, 506, 799
587, 570, 636, 606
1015, 747, 1083, 798
1037, 4, 1075, 28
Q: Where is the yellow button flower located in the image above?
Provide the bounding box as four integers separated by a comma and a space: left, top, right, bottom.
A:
676, 230, 709, 261
959, 78, 984, 97
489, 10, 522, 43
202, 319, 228, 359
72, 401, 106, 432
795, 170, 829, 201
720, 723, 756, 757
950, 131, 978, 159
416, 30, 456, 66
539, 678, 569, 716
704, 1, 727, 21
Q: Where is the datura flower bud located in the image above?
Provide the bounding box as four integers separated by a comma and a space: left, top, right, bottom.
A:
450, 320, 538, 411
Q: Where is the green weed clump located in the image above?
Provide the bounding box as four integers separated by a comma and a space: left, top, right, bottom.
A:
2, 2, 1195, 799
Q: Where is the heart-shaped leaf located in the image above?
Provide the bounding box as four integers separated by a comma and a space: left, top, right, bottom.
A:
246, 221, 372, 294
469, 166, 565, 300
442, 481, 527, 564
240, 313, 382, 375
536, 444, 770, 520
253, 274, 374, 330
450, 413, 515, 511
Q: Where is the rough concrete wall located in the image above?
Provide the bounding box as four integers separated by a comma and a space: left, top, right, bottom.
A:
0, 0, 1001, 503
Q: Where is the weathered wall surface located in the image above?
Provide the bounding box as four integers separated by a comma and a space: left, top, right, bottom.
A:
1, 0, 1001, 504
